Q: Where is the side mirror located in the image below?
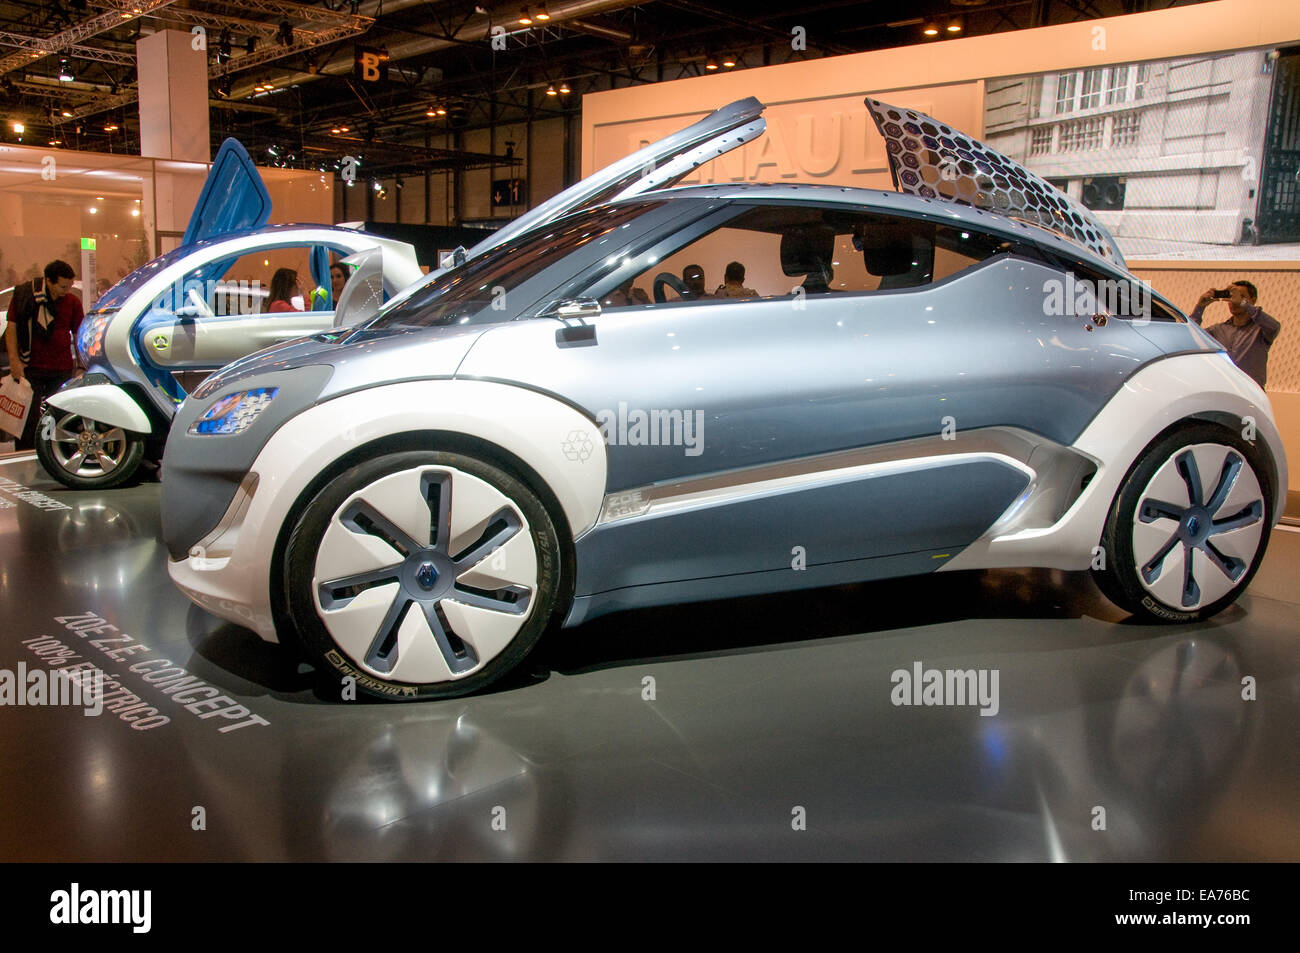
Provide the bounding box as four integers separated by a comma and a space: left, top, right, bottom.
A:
542, 297, 601, 347
543, 297, 602, 323
332, 248, 385, 328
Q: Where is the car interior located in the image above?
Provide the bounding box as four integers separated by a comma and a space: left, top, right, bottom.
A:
594, 205, 1017, 310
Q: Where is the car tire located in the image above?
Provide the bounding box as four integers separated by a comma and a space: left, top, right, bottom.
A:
1093, 422, 1273, 623
35, 410, 146, 490
284, 450, 562, 700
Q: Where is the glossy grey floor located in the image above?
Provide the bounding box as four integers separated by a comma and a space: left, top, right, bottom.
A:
2, 451, 1298, 862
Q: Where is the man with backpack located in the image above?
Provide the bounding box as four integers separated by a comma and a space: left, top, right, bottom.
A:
4, 260, 84, 449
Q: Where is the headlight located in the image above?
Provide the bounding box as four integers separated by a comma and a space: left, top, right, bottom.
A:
77, 310, 115, 364
188, 387, 279, 436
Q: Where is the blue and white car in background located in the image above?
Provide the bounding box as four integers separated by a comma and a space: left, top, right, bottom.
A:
161, 98, 1287, 700
35, 138, 422, 489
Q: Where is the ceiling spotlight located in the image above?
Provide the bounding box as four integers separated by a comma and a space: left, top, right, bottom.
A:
339, 125, 350, 132
558, 81, 570, 94
131, 208, 140, 217
58, 59, 74, 82
330, 127, 342, 134
947, 17, 963, 33
88, 206, 97, 214
426, 107, 436, 117
518, 8, 533, 25
536, 7, 551, 21
436, 106, 446, 116
722, 55, 736, 68
104, 123, 118, 131
705, 56, 718, 70
545, 84, 557, 96
12, 121, 24, 133
922, 22, 939, 36
49, 138, 61, 146
95, 196, 103, 201
61, 109, 72, 118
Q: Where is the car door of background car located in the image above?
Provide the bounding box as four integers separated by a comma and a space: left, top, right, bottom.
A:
131, 239, 356, 402
457, 200, 1163, 603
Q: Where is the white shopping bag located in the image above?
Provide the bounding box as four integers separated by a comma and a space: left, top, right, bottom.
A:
0, 375, 33, 439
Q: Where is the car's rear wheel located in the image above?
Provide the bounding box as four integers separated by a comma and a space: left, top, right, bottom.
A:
1093, 423, 1272, 623
36, 410, 145, 489
284, 450, 561, 700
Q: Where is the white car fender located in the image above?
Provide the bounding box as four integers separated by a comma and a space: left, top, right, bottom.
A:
46, 383, 153, 433
170, 378, 608, 641
943, 352, 1287, 573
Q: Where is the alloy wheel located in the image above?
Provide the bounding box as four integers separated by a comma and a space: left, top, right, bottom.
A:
1131, 442, 1266, 611
311, 465, 540, 685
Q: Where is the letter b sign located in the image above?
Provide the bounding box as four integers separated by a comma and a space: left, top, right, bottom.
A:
354, 47, 387, 84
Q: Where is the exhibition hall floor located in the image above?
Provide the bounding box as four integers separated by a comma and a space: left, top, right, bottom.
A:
2, 450, 1298, 862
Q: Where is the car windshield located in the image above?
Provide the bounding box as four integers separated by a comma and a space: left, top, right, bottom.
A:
367, 201, 662, 330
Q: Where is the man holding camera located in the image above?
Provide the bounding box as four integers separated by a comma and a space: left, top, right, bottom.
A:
1190, 281, 1281, 389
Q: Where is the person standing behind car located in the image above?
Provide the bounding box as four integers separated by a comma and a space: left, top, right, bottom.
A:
266, 268, 303, 313
330, 263, 351, 302
4, 259, 83, 450
1189, 281, 1282, 389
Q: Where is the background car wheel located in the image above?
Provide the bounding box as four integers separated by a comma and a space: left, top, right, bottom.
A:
35, 410, 146, 490
1093, 423, 1273, 623
284, 450, 562, 700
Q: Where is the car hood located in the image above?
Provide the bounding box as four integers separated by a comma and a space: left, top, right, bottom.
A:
188, 322, 489, 404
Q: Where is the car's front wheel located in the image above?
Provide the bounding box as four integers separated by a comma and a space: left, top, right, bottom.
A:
284, 450, 562, 700
36, 410, 146, 489
1094, 423, 1273, 623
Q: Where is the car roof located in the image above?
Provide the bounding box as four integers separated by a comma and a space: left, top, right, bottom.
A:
631, 182, 1133, 280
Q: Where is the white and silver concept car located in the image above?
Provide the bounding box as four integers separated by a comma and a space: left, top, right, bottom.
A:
35, 138, 422, 489
161, 99, 1287, 700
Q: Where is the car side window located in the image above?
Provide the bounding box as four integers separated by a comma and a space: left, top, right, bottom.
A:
583, 204, 1018, 310
209, 244, 338, 315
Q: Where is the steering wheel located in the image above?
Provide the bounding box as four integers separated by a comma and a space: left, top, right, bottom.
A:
652, 272, 690, 304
